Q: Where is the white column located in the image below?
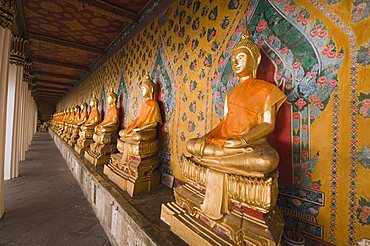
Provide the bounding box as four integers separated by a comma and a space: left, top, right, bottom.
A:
4, 64, 17, 179
4, 36, 26, 180
0, 4, 14, 218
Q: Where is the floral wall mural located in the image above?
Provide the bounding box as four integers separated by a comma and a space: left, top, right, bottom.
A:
57, 0, 370, 244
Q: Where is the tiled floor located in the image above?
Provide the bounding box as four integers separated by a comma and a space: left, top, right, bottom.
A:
0, 132, 110, 246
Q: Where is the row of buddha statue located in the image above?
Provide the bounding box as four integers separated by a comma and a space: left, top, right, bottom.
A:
51, 26, 286, 246
51, 75, 163, 197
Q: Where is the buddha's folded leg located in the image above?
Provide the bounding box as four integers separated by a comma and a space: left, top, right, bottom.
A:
197, 145, 279, 175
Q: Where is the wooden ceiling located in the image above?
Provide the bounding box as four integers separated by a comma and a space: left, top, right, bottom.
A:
14, 0, 152, 105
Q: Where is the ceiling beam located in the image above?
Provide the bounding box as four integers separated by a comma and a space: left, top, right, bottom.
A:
34, 71, 79, 81
37, 92, 65, 97
36, 82, 73, 89
37, 96, 62, 100
35, 79, 74, 86
38, 94, 63, 98
15, 0, 27, 37
32, 58, 89, 71
37, 87, 69, 93
28, 32, 104, 54
77, 0, 139, 24
37, 91, 64, 95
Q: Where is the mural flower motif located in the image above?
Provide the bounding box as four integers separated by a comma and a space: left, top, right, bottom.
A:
256, 20, 267, 32
188, 121, 196, 132
352, 1, 370, 23
329, 79, 337, 87
357, 197, 370, 225
356, 42, 370, 67
317, 76, 327, 85
221, 16, 230, 30
310, 23, 327, 39
292, 198, 302, 207
358, 145, 370, 169
322, 41, 337, 58
189, 102, 196, 113
190, 80, 197, 92
283, 3, 296, 13
358, 93, 370, 118
295, 98, 307, 110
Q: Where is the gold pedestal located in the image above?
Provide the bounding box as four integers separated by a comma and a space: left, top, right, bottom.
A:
161, 159, 284, 246
161, 200, 284, 246
84, 132, 117, 168
68, 125, 80, 147
74, 128, 95, 155
103, 137, 160, 197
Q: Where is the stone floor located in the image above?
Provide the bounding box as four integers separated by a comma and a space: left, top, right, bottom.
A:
0, 132, 110, 246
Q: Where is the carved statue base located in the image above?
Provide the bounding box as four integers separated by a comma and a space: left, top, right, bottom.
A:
74, 128, 95, 155
84, 132, 117, 168
103, 138, 160, 197
160, 159, 284, 246
68, 125, 80, 147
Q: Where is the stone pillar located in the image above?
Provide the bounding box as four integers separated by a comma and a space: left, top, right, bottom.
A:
0, 0, 15, 218
4, 36, 26, 180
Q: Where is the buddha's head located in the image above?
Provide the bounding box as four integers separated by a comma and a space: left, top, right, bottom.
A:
74, 105, 80, 113
231, 26, 261, 78
90, 96, 98, 108
80, 102, 88, 111
140, 74, 156, 99
107, 89, 117, 106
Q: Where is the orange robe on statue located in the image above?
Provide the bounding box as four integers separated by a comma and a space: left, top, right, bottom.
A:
96, 106, 118, 128
206, 77, 286, 149
126, 99, 162, 133
85, 108, 100, 125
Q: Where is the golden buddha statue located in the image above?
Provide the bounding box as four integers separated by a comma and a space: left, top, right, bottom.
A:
56, 111, 65, 135
68, 103, 88, 147
75, 97, 101, 155
85, 90, 119, 167
65, 105, 80, 141
161, 27, 286, 245
104, 75, 163, 197
61, 108, 71, 139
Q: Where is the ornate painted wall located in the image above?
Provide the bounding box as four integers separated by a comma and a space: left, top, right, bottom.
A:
56, 0, 370, 244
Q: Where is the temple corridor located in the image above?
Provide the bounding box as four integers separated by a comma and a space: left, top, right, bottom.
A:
0, 132, 110, 245
1, 0, 369, 245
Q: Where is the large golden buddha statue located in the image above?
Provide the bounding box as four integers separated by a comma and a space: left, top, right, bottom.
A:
75, 97, 100, 155
161, 27, 286, 246
104, 75, 163, 197
85, 90, 119, 167
68, 102, 88, 147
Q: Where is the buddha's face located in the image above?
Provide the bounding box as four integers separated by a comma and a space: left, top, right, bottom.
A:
107, 95, 116, 105
232, 51, 253, 77
141, 85, 150, 98
90, 100, 96, 108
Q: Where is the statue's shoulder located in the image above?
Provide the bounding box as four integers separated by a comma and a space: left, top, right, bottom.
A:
146, 99, 158, 107
250, 79, 275, 95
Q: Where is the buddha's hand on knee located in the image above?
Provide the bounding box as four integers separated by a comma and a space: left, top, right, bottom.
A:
224, 137, 248, 148
119, 129, 126, 138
